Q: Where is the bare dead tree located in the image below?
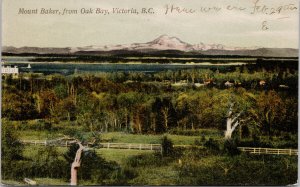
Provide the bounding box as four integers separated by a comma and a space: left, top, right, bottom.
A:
224, 103, 242, 140
70, 141, 84, 186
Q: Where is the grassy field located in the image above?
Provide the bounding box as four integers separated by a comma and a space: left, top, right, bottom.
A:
22, 145, 151, 163
17, 128, 297, 149
96, 149, 153, 165
5, 139, 298, 186
18, 130, 64, 140
17, 129, 223, 145
23, 145, 67, 157
101, 132, 218, 145
6, 124, 297, 186
129, 165, 179, 185
8, 145, 155, 186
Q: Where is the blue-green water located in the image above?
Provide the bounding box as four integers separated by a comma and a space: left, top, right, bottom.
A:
2, 56, 247, 75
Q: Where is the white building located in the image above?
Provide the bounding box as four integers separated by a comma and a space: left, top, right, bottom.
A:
1, 63, 19, 75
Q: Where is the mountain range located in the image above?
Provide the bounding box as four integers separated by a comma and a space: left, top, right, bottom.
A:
2, 35, 298, 57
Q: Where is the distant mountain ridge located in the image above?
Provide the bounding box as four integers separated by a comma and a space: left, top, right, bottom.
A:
2, 35, 299, 57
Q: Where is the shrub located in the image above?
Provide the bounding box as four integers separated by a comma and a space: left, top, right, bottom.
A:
161, 135, 174, 157
223, 139, 240, 156
44, 122, 52, 130
125, 154, 165, 168
201, 134, 206, 143
177, 154, 297, 185
25, 120, 44, 130
194, 134, 207, 146
194, 139, 201, 146
30, 146, 68, 179
204, 138, 220, 152
109, 166, 138, 185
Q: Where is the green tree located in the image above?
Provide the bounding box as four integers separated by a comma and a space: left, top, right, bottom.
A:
161, 136, 174, 157
249, 90, 286, 137
1, 120, 24, 179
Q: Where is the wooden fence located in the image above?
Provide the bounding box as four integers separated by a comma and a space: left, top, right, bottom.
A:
20, 140, 298, 155
21, 140, 74, 147
237, 147, 298, 156
21, 140, 162, 151
100, 143, 161, 151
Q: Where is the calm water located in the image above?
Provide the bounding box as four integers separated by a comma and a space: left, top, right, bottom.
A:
2, 56, 248, 75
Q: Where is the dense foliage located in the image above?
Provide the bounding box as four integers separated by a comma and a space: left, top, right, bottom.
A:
2, 67, 298, 138
1, 64, 298, 185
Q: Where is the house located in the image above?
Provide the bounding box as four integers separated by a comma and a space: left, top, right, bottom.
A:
1, 65, 19, 75
194, 83, 205, 87
204, 79, 214, 85
259, 80, 266, 86
224, 81, 234, 87
279, 85, 289, 89
1, 62, 19, 78
172, 82, 188, 87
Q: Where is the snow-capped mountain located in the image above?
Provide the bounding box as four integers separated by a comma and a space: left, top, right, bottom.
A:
2, 35, 298, 57
70, 35, 260, 52
144, 35, 195, 51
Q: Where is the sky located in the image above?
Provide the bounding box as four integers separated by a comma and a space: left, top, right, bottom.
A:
2, 0, 299, 48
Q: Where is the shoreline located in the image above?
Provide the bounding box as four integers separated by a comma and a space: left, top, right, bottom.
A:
2, 61, 251, 66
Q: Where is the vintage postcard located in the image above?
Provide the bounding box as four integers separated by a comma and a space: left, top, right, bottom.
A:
1, 0, 298, 186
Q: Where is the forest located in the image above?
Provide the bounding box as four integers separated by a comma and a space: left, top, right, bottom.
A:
1, 61, 298, 185
2, 65, 298, 134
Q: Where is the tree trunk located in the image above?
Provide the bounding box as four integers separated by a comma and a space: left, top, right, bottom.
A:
70, 167, 77, 186
35, 94, 41, 114
129, 114, 134, 132
191, 73, 195, 84
71, 142, 84, 186
19, 77, 22, 90
150, 113, 156, 133
67, 112, 71, 121
125, 115, 128, 131
104, 121, 108, 132
164, 117, 168, 130
135, 114, 142, 134
224, 104, 241, 140
225, 117, 234, 139
30, 78, 33, 94
161, 108, 169, 130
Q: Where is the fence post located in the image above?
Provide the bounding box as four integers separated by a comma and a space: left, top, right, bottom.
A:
34, 141, 37, 146
129, 144, 131, 150
151, 144, 153, 151
44, 140, 47, 146
139, 144, 142, 150
290, 149, 292, 155
107, 143, 110, 149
